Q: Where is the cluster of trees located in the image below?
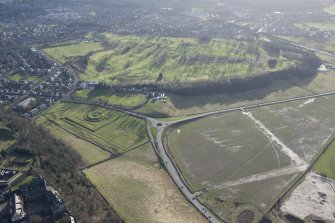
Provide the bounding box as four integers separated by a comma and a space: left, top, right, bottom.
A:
0, 106, 122, 223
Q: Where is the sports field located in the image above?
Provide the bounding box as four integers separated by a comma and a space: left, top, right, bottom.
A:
84, 157, 207, 223
43, 34, 293, 84
36, 102, 148, 154
167, 94, 335, 219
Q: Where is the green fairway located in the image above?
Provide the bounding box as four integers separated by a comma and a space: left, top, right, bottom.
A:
315, 140, 335, 180
36, 102, 148, 154
83, 34, 291, 83
43, 34, 294, 84
75, 89, 147, 107
43, 42, 103, 63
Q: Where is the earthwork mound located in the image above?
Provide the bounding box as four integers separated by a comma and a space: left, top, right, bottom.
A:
85, 111, 106, 122
236, 210, 255, 223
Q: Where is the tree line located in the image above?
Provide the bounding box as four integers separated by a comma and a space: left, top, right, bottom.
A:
0, 106, 123, 223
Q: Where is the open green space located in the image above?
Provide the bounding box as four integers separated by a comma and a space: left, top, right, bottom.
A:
135, 69, 335, 118
35, 102, 148, 154
294, 22, 335, 32
121, 142, 158, 164
11, 175, 36, 191
314, 139, 335, 180
324, 4, 335, 15
9, 73, 44, 83
75, 88, 147, 108
0, 123, 18, 151
43, 33, 293, 84
84, 34, 291, 83
36, 116, 110, 165
276, 35, 335, 53
84, 157, 206, 223
166, 94, 335, 219
43, 42, 103, 63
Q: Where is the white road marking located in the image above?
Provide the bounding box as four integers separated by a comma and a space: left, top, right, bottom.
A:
242, 110, 307, 166
211, 164, 308, 189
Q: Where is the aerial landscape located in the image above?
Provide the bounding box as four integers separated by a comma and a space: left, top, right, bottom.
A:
0, 0, 335, 222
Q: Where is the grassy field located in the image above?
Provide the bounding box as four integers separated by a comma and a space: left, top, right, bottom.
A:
324, 4, 335, 14
0, 123, 18, 151
135, 80, 313, 117
121, 142, 158, 164
84, 157, 206, 223
167, 94, 335, 218
9, 73, 44, 83
314, 139, 335, 180
276, 34, 335, 53
43, 33, 293, 84
36, 116, 110, 165
84, 34, 290, 83
75, 89, 147, 107
134, 69, 335, 118
294, 22, 335, 32
43, 42, 103, 63
136, 99, 176, 118
35, 102, 148, 154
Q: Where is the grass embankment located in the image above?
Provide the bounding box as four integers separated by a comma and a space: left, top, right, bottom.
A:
315, 141, 335, 180
75, 89, 147, 108
36, 102, 148, 155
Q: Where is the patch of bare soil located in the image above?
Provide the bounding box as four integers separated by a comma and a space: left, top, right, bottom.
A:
236, 210, 255, 223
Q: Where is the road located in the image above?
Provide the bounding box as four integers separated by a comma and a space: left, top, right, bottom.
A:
270, 34, 335, 58
151, 122, 222, 223
148, 90, 335, 223
64, 89, 335, 223
164, 90, 335, 126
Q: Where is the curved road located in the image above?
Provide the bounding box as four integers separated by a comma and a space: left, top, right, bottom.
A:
65, 89, 335, 223
149, 90, 335, 223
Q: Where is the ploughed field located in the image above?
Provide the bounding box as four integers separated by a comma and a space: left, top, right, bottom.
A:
43, 34, 293, 84
36, 102, 148, 154
167, 94, 335, 221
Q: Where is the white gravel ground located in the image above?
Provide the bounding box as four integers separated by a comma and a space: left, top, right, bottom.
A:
281, 172, 335, 221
